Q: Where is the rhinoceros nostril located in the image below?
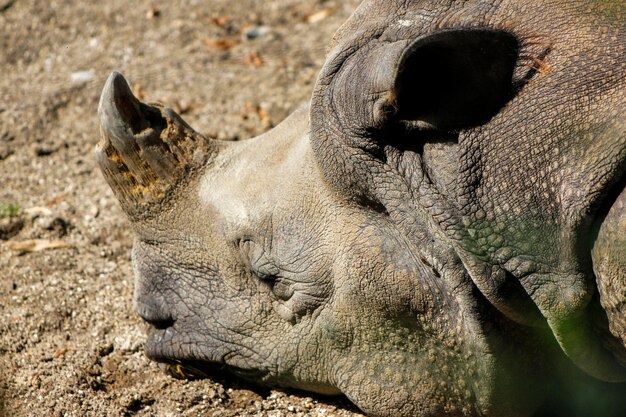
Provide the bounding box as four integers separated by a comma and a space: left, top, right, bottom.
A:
134, 296, 175, 329
150, 317, 175, 330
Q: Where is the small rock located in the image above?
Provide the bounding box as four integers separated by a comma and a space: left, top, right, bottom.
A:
243, 25, 270, 40
70, 70, 95, 84
97, 343, 114, 357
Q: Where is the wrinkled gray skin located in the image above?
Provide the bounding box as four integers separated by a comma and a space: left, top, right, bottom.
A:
96, 1, 626, 416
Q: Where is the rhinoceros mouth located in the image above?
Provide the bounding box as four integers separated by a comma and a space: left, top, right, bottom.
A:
153, 358, 268, 382
144, 326, 269, 382
156, 359, 211, 380
144, 327, 225, 380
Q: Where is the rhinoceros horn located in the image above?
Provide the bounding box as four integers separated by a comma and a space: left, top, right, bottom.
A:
96, 72, 215, 220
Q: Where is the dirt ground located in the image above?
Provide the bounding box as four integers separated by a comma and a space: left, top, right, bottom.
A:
0, 1, 366, 415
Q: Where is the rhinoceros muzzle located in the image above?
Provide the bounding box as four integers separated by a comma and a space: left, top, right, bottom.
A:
147, 327, 270, 383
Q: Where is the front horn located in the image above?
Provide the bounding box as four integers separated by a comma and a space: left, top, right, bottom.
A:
96, 72, 215, 220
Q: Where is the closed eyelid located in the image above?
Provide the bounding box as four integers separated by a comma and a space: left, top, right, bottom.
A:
240, 239, 280, 278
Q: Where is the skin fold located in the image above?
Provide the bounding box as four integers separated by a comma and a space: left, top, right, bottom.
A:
96, 1, 625, 416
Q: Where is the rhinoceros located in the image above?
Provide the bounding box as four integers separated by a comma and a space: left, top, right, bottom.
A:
96, 0, 625, 416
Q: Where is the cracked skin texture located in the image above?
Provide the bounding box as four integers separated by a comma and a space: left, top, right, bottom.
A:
96, 1, 626, 416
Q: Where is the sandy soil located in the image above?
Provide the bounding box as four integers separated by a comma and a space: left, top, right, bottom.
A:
0, 1, 365, 415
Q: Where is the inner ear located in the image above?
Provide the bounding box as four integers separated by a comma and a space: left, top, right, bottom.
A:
394, 29, 520, 131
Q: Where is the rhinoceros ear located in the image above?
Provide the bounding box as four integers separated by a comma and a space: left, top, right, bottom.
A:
96, 72, 216, 221
392, 29, 519, 131
313, 28, 521, 136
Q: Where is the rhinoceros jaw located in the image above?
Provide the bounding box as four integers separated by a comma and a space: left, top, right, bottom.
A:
96, 72, 215, 220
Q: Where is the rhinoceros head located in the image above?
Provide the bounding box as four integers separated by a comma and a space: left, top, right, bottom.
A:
97, 1, 625, 416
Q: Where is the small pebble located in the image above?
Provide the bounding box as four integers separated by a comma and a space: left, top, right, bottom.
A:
243, 25, 270, 40
70, 70, 95, 84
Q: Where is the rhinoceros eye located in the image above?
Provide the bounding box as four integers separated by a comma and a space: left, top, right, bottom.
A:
239, 239, 280, 282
